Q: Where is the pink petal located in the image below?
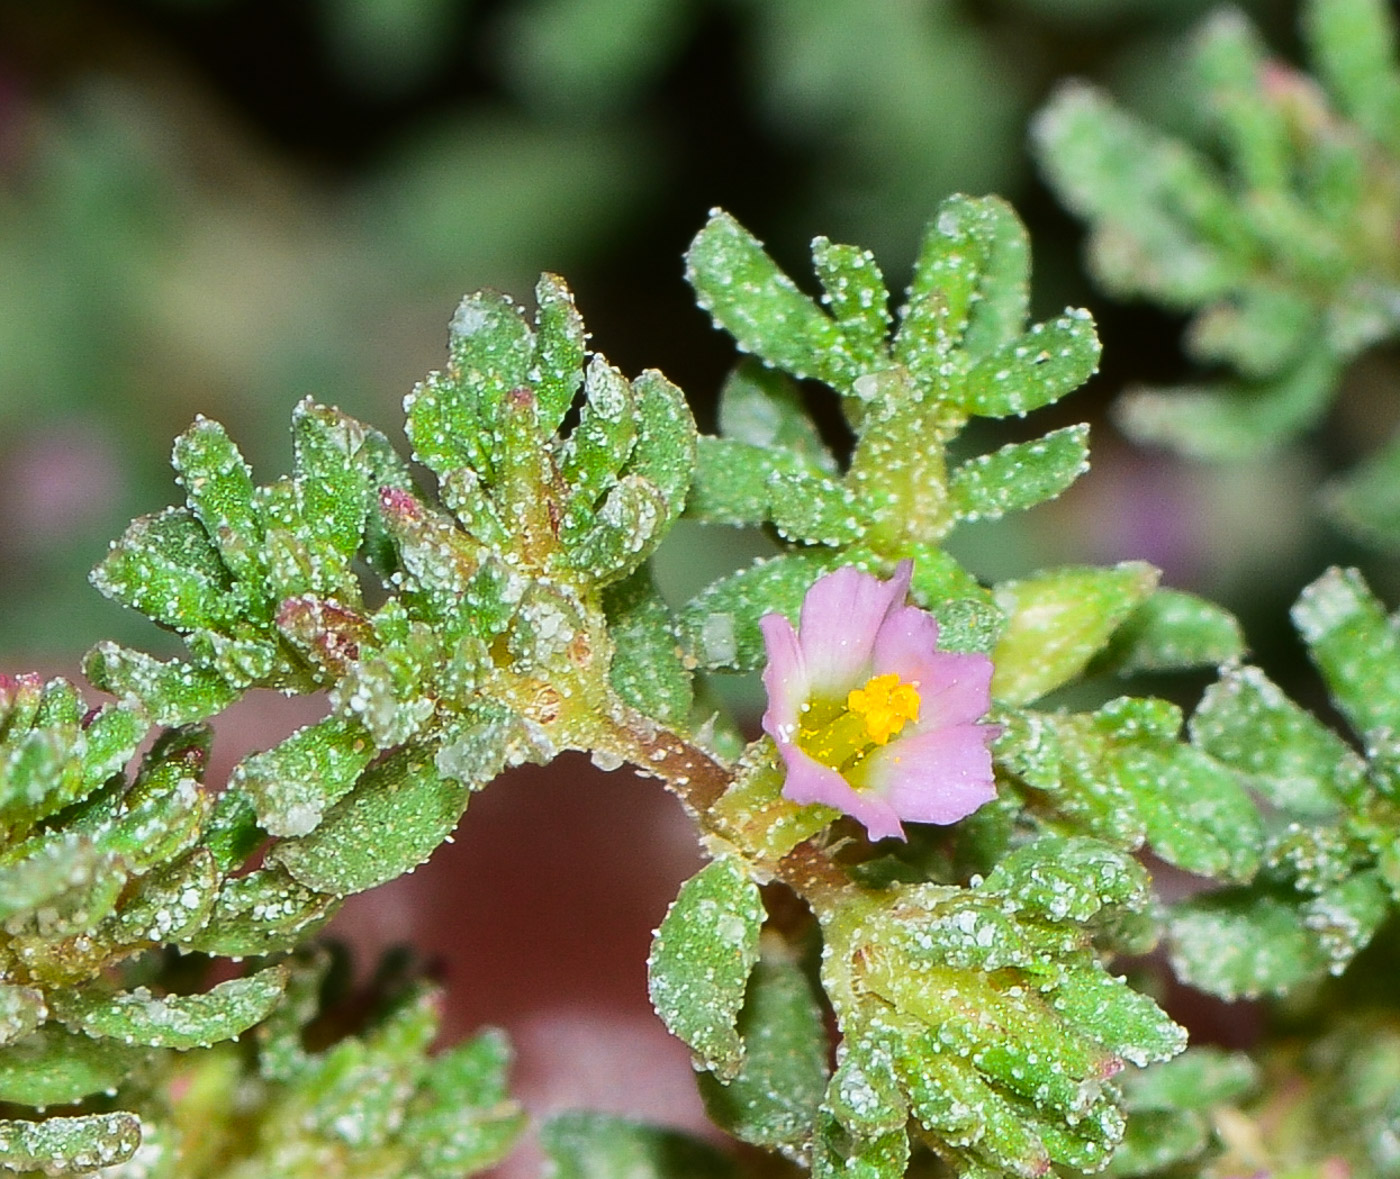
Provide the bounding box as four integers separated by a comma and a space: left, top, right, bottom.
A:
778, 742, 907, 842
858, 722, 998, 826
913, 651, 996, 729
871, 601, 942, 682
759, 613, 808, 743
797, 562, 913, 693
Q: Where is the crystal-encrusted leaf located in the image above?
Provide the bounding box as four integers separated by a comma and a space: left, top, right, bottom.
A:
897, 194, 1030, 370
0, 1112, 141, 1175
51, 964, 289, 1050
1169, 888, 1330, 1000
0, 1026, 149, 1106
183, 864, 339, 957
992, 562, 1159, 705
83, 642, 241, 727
172, 415, 266, 587
648, 856, 763, 1080
680, 551, 837, 671
404, 1027, 527, 1177
1192, 663, 1366, 816
948, 424, 1090, 521
91, 506, 233, 634
686, 210, 847, 388
715, 360, 836, 471
697, 949, 829, 1153
959, 311, 1101, 419
270, 744, 470, 895
603, 570, 693, 728
231, 713, 377, 838
1293, 566, 1400, 740
1098, 588, 1246, 675
811, 236, 891, 375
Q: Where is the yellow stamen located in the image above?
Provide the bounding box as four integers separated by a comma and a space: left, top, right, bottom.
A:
846, 673, 921, 745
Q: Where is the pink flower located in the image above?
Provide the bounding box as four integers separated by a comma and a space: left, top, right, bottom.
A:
759, 562, 998, 842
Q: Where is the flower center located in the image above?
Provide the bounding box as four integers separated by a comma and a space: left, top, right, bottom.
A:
847, 673, 921, 744
798, 673, 922, 774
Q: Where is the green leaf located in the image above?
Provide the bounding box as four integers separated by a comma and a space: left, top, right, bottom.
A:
446, 290, 537, 449
172, 415, 266, 587
1191, 664, 1365, 816
0, 986, 44, 1048
959, 310, 1101, 419
680, 550, 837, 671
698, 950, 829, 1153
231, 713, 378, 838
541, 1112, 739, 1179
290, 401, 375, 584
948, 424, 1090, 521
897, 194, 1030, 372
648, 857, 763, 1080
812, 1112, 908, 1179
686, 210, 846, 387
0, 1026, 148, 1105
715, 360, 837, 471
1098, 588, 1246, 675
1114, 351, 1341, 460
1169, 888, 1330, 999
184, 864, 340, 957
0, 1112, 141, 1175
532, 271, 586, 430
628, 370, 698, 532
406, 1028, 527, 1178
90, 506, 233, 633
811, 236, 891, 375
52, 964, 289, 1050
984, 835, 1152, 926
603, 570, 693, 728
270, 744, 470, 895
1303, 868, 1391, 971
992, 562, 1159, 705
83, 642, 241, 727
1292, 566, 1400, 740
1326, 429, 1400, 551
1033, 82, 1245, 308
560, 357, 636, 512
1096, 697, 1264, 882
1306, 0, 1400, 156
0, 834, 126, 932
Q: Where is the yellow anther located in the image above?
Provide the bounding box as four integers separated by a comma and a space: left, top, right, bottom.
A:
846, 673, 921, 745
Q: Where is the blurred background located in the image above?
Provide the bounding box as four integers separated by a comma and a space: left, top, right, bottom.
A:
0, 0, 1368, 1171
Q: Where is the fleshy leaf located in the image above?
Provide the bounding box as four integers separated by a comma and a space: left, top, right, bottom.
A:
1293, 566, 1400, 740
647, 856, 763, 1080
685, 209, 847, 388
1191, 663, 1365, 816
0, 1026, 149, 1106
948, 424, 1090, 521
680, 550, 837, 671
51, 965, 289, 1050
992, 562, 1159, 704
0, 1112, 141, 1175
1169, 888, 1330, 1000
232, 713, 378, 838
270, 744, 470, 896
1098, 588, 1246, 675
697, 949, 829, 1153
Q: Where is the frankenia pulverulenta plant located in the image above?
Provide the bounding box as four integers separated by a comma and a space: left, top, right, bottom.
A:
1033, 0, 1400, 547
1, 191, 1365, 1179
